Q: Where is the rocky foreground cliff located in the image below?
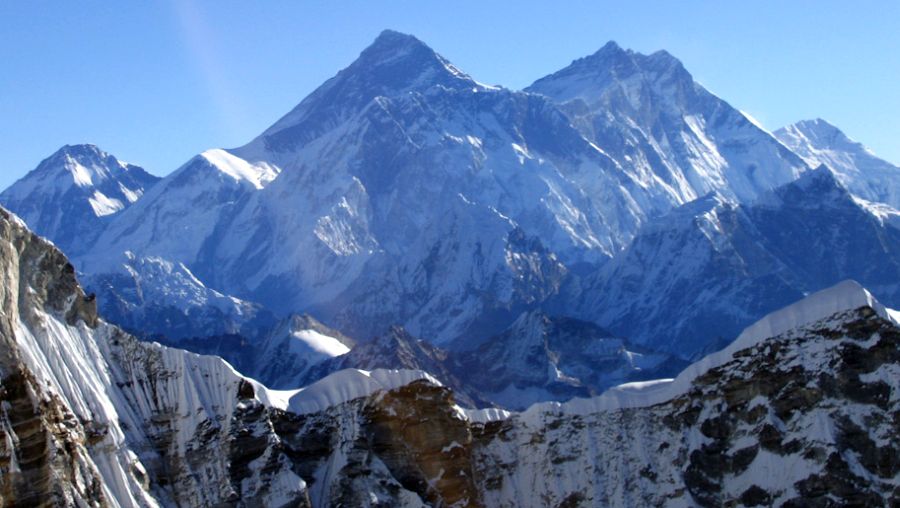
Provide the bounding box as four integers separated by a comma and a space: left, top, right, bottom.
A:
0, 207, 308, 506
0, 206, 898, 506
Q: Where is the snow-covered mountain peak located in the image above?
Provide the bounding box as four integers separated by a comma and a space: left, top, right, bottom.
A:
278, 314, 353, 356
345, 29, 476, 89
587, 40, 630, 61
775, 118, 891, 165
247, 314, 355, 389
0, 144, 159, 256
789, 163, 840, 189
50, 143, 120, 181
775, 118, 882, 165
13, 143, 153, 197
527, 41, 691, 107
781, 118, 853, 148
362, 29, 441, 65
527, 41, 806, 208
775, 118, 900, 210
256, 30, 480, 151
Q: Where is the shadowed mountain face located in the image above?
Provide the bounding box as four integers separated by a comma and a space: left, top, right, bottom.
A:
564, 168, 900, 358
164, 312, 683, 412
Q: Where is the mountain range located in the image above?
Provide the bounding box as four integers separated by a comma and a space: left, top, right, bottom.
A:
2, 29, 899, 426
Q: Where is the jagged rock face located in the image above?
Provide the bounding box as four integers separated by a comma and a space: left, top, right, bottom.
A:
471, 306, 900, 507
0, 208, 109, 506
283, 304, 900, 507
0, 207, 310, 507
272, 380, 480, 507
0, 144, 159, 257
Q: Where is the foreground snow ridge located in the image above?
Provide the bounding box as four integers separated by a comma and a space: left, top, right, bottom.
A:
462, 280, 887, 422
265, 368, 441, 414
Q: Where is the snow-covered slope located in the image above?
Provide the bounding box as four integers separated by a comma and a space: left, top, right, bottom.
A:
281, 368, 440, 415
68, 148, 282, 339
775, 118, 900, 210
567, 167, 900, 358
84, 149, 278, 271
0, 144, 159, 256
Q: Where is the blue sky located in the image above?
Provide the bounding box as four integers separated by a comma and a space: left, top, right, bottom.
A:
1, 1, 897, 189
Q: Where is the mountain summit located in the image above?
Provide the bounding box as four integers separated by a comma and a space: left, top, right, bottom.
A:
252, 30, 480, 154
527, 41, 806, 207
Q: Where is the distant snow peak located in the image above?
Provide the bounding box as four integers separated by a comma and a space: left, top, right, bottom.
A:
0, 143, 159, 255
365, 29, 434, 63
258, 29, 484, 147
775, 118, 900, 209
55, 145, 115, 186
360, 29, 474, 86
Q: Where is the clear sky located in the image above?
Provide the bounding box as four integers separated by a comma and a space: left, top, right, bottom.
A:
1, 1, 897, 189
